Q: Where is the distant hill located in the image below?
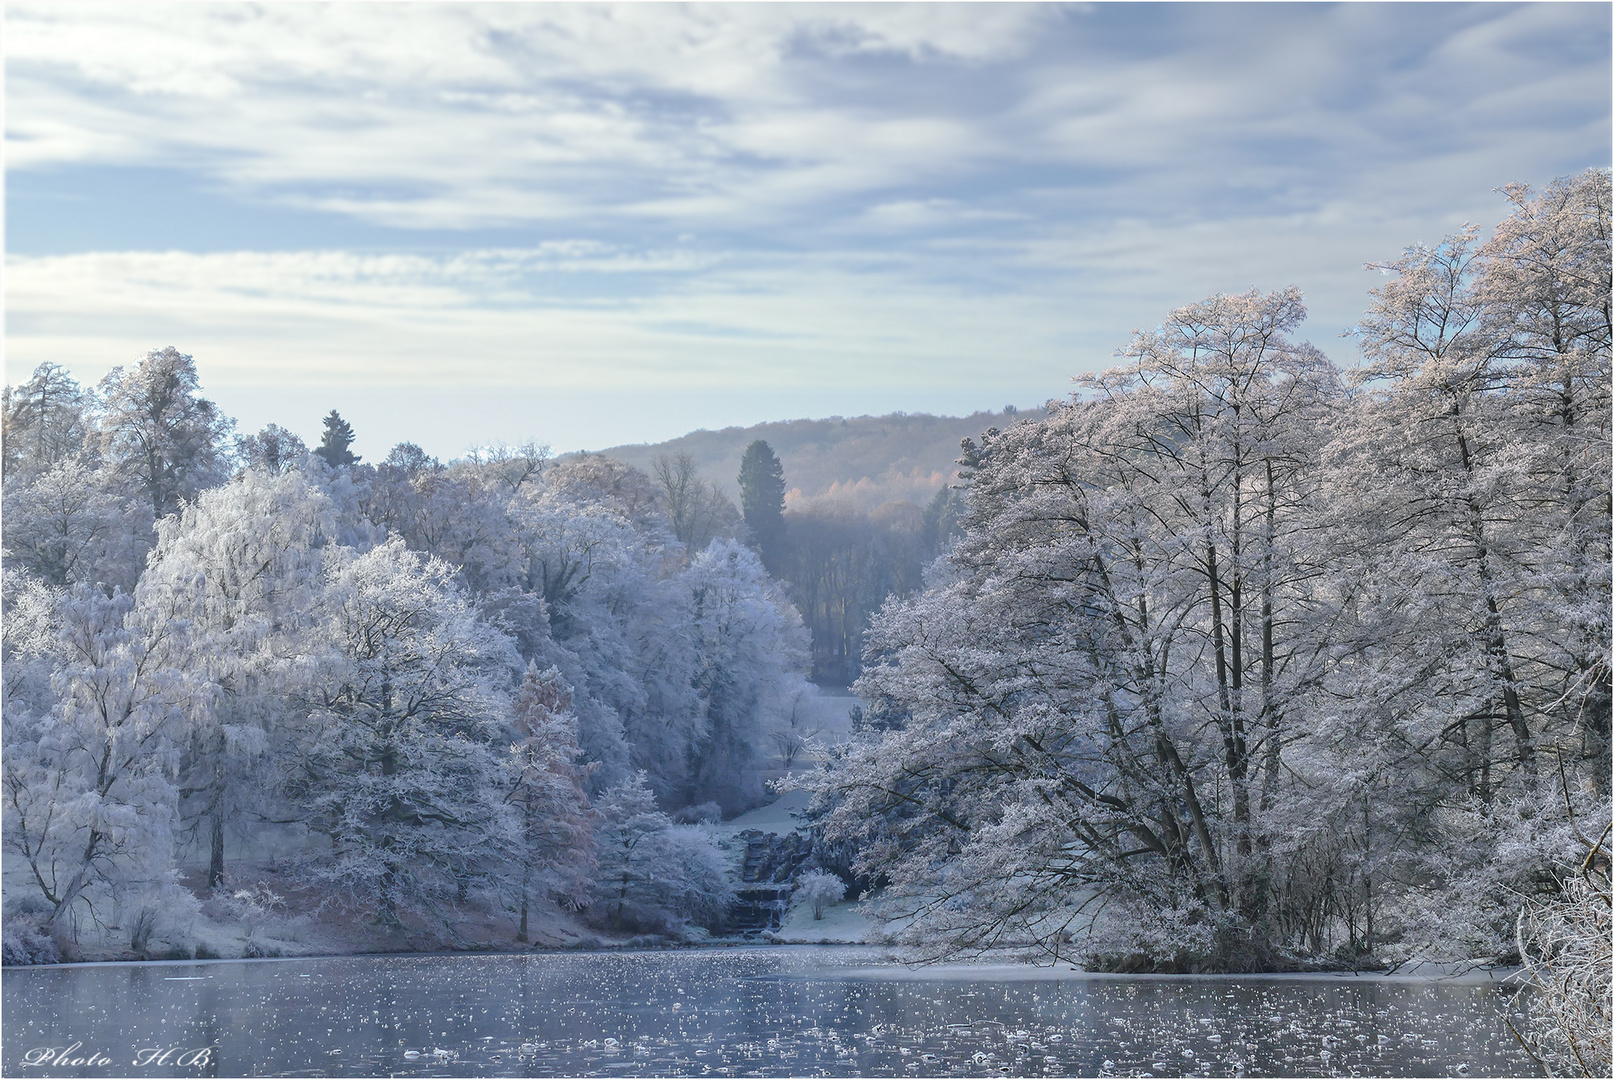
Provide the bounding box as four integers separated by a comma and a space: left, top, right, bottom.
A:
591, 407, 1045, 511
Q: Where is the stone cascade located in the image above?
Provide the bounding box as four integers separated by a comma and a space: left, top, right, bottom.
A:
728, 829, 813, 934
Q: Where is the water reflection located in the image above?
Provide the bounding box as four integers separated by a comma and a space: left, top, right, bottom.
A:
3, 947, 1537, 1077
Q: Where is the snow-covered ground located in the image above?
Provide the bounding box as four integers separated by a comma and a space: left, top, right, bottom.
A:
769, 890, 883, 944
710, 788, 813, 839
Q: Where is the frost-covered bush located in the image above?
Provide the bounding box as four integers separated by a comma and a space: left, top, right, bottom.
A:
672, 802, 722, 825
1, 912, 62, 966
219, 883, 287, 956
221, 883, 284, 933
795, 870, 846, 920
1511, 825, 1612, 1077
118, 882, 202, 958
1074, 897, 1224, 974
1388, 790, 1580, 965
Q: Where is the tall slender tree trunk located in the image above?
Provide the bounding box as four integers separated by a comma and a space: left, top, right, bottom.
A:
208, 810, 225, 889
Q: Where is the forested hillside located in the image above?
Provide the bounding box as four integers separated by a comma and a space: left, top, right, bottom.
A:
592, 412, 1022, 686
593, 408, 1043, 511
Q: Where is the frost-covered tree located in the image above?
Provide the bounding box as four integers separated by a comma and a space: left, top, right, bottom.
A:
135, 470, 336, 887
1, 458, 147, 590
795, 869, 846, 920
2, 363, 89, 479
1338, 172, 1612, 961
546, 454, 664, 532
96, 347, 234, 520
506, 478, 679, 794
466, 440, 549, 495
1350, 225, 1545, 792
392, 467, 523, 594
1479, 170, 1613, 790
2, 366, 149, 591
290, 538, 521, 928
237, 424, 309, 475
2, 586, 204, 935
591, 771, 733, 933
683, 540, 811, 814
506, 663, 595, 941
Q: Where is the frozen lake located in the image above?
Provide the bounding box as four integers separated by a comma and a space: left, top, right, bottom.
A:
3, 946, 1538, 1077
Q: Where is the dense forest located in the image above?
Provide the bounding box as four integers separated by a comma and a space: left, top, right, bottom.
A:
605, 411, 990, 684
2, 366, 814, 951
808, 173, 1612, 1015
721, 438, 966, 686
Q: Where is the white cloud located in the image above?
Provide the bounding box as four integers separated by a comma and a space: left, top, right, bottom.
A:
4, 244, 1099, 393
3, 2, 1053, 229
10, 3, 1601, 233
4, 1, 1606, 460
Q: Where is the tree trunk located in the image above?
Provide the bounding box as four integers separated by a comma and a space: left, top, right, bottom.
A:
207, 811, 226, 889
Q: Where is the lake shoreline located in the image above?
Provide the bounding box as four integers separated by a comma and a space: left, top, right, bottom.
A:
6, 939, 1523, 989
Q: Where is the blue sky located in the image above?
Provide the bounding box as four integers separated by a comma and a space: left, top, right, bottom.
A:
5, 2, 1609, 459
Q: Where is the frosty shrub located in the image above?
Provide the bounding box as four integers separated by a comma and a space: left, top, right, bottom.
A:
672, 802, 722, 825
222, 884, 284, 940
119, 882, 201, 957
1511, 821, 1612, 1077
796, 870, 846, 920
1, 912, 62, 965
1075, 897, 1220, 973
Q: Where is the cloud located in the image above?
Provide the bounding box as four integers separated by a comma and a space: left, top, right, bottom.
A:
3, 2, 1056, 230
4, 244, 1101, 395
4, 154, 1590, 405
5, 1, 1607, 461
9, 3, 1603, 236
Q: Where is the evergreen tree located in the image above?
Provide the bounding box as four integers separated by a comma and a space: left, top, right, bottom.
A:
737, 440, 786, 570
315, 410, 361, 468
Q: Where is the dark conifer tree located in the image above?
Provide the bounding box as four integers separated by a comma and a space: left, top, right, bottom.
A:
737, 439, 786, 571
315, 409, 361, 467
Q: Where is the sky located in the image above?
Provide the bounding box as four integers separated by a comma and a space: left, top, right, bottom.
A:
5, 2, 1610, 460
